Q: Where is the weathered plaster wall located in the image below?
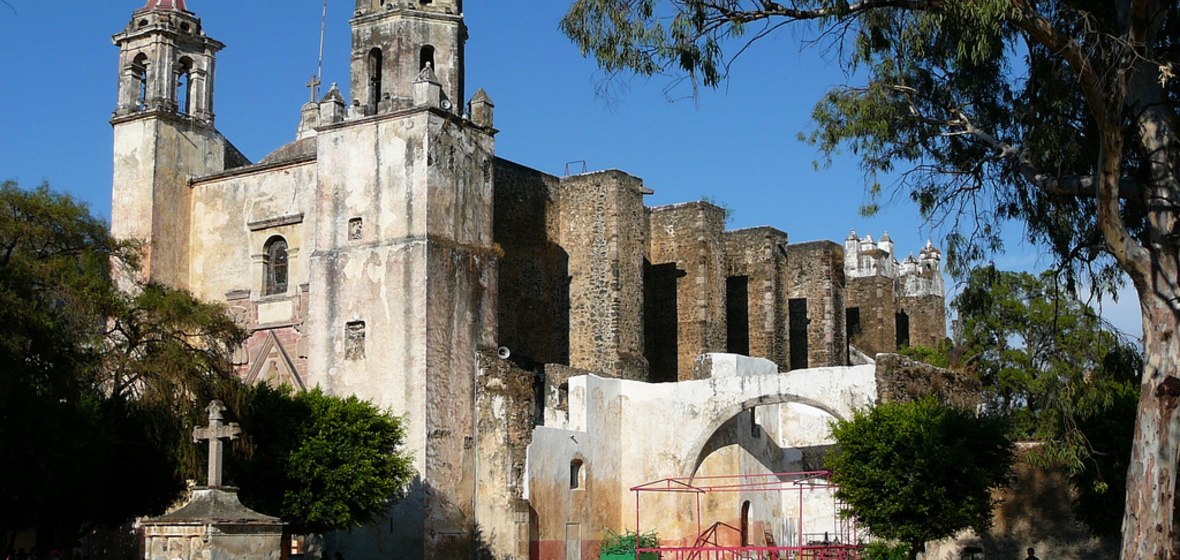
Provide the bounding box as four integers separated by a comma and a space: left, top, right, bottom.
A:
558, 171, 650, 381
475, 351, 537, 560
306, 108, 496, 560
188, 161, 316, 302
493, 159, 569, 366
724, 227, 790, 371
527, 355, 877, 560
784, 242, 847, 369
647, 202, 728, 381
112, 117, 236, 288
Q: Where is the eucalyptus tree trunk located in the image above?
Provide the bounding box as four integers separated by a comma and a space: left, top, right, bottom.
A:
1123, 290, 1180, 559
1119, 62, 1180, 560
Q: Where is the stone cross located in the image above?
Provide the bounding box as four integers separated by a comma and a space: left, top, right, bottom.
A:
306, 74, 321, 103
192, 400, 241, 488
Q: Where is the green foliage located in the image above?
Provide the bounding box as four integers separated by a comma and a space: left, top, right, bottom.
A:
863, 542, 913, 560
598, 529, 660, 555
564, 0, 1177, 552
560, 0, 1178, 292
825, 399, 1013, 559
897, 338, 953, 369
1068, 382, 1137, 537
954, 268, 1140, 472
231, 385, 415, 535
0, 181, 245, 541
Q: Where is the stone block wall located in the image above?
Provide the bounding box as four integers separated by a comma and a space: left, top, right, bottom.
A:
723, 227, 790, 371
874, 353, 981, 407
899, 293, 947, 349
558, 171, 650, 381
926, 452, 1116, 560
784, 241, 847, 369
493, 159, 569, 366
647, 202, 727, 381
475, 350, 537, 560
845, 275, 898, 357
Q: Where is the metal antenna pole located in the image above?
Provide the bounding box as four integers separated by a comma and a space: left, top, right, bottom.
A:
316, 0, 327, 99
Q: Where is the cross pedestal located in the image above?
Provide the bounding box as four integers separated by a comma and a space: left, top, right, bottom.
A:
192, 400, 241, 488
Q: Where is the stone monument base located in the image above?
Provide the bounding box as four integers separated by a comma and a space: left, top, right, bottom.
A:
141, 487, 284, 560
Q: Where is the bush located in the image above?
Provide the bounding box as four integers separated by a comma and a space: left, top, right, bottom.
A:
863, 542, 912, 560
598, 529, 659, 555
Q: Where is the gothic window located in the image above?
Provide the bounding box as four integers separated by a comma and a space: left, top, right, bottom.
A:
420, 45, 436, 71
176, 57, 194, 115
132, 53, 149, 110
345, 321, 366, 360
263, 236, 289, 296
367, 48, 383, 109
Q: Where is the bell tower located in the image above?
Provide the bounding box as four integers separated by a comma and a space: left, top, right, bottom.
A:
110, 0, 237, 288
113, 0, 222, 124
350, 0, 466, 115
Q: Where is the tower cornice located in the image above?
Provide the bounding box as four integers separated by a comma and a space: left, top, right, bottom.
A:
349, 8, 464, 27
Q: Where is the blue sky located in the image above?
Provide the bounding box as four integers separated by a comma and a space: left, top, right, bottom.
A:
0, 0, 1143, 338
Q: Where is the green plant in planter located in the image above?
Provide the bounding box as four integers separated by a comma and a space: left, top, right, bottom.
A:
599, 529, 659, 560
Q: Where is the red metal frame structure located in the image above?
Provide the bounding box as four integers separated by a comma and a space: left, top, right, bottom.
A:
630, 471, 859, 560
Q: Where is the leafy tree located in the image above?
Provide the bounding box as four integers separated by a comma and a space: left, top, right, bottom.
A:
0, 181, 245, 548
230, 385, 415, 535
560, 1, 1177, 555
905, 267, 1141, 536
826, 399, 1014, 560
954, 268, 1141, 465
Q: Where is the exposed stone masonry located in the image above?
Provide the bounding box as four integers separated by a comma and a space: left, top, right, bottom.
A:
109, 1, 949, 558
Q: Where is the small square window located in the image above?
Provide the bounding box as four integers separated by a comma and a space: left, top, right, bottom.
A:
349, 218, 364, 241
345, 321, 366, 360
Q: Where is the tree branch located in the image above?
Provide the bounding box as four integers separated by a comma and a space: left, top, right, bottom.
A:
888, 84, 1143, 201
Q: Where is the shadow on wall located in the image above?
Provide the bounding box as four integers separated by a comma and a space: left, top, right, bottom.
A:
322, 477, 506, 560
927, 459, 1116, 560
695, 412, 833, 478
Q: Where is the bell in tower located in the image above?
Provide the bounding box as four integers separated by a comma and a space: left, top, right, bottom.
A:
112, 0, 223, 124
350, 0, 466, 115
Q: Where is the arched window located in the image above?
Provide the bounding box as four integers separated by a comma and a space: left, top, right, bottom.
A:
740, 501, 751, 546
263, 236, 289, 296
420, 45, 436, 71
132, 53, 149, 111
367, 48, 383, 109
176, 57, 194, 115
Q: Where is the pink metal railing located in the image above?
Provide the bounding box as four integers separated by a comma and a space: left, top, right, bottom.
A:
630, 471, 861, 560
638, 545, 859, 560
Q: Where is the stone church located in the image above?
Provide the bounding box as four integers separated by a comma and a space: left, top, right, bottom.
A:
109, 1, 946, 559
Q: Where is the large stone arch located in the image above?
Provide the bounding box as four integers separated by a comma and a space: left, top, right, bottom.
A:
683, 393, 847, 478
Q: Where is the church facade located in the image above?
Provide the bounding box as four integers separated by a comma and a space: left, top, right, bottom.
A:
109, 1, 946, 559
